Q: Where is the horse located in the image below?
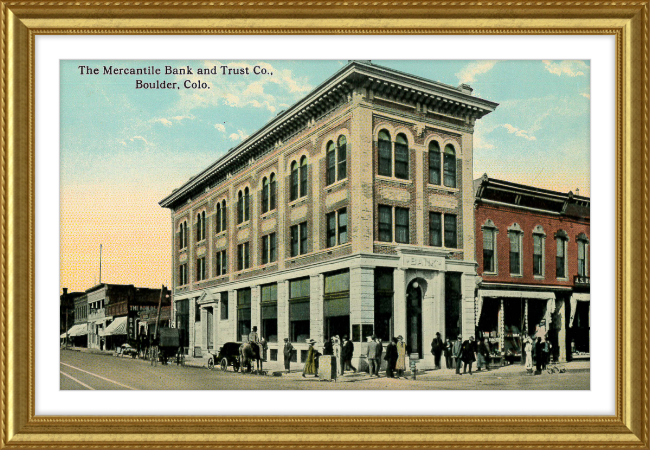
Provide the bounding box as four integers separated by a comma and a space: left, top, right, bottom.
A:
239, 342, 263, 373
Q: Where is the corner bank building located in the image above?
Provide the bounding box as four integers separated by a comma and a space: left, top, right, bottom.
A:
159, 61, 498, 369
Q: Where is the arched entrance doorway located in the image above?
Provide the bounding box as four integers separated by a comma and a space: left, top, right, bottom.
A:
406, 280, 423, 358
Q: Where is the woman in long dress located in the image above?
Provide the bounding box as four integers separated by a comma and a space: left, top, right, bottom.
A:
395, 335, 407, 378
302, 339, 318, 377
524, 336, 533, 373
332, 336, 343, 375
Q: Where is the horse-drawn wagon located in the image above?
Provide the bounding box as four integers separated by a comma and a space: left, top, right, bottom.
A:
207, 341, 266, 373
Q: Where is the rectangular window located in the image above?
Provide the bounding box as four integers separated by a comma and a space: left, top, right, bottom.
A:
338, 208, 348, 244
578, 241, 587, 277
483, 230, 495, 272
509, 233, 521, 275
326, 211, 336, 248
556, 239, 566, 278
195, 302, 201, 322
290, 225, 299, 257
394, 143, 409, 179
216, 250, 227, 276
289, 278, 310, 343
444, 214, 457, 248
533, 234, 543, 276
196, 257, 206, 282
326, 149, 336, 185
269, 233, 277, 263
395, 207, 409, 244
378, 205, 392, 242
430, 212, 442, 247
220, 292, 228, 320
324, 270, 351, 340
237, 243, 250, 271
262, 235, 269, 265
179, 263, 188, 286
378, 140, 392, 176
261, 283, 278, 343
337, 143, 347, 181
237, 288, 251, 342
300, 222, 308, 255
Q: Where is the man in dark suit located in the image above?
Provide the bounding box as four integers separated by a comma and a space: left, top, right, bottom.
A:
282, 338, 294, 373
452, 336, 463, 375
461, 336, 477, 375
384, 337, 398, 378
341, 335, 356, 373
431, 332, 444, 369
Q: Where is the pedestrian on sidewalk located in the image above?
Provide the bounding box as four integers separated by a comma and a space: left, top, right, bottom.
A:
476, 337, 490, 371
341, 335, 356, 373
332, 335, 343, 375
302, 339, 318, 378
367, 335, 379, 377
542, 338, 551, 369
535, 337, 544, 374
524, 336, 533, 374
384, 337, 398, 378
452, 336, 463, 375
375, 336, 383, 376
431, 332, 443, 369
323, 336, 333, 356
444, 338, 452, 369
283, 338, 294, 373
396, 335, 407, 378
461, 336, 476, 375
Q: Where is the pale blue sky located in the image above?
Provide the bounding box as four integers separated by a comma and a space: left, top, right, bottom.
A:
60, 60, 590, 291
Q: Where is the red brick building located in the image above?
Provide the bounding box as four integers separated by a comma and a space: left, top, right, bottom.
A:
474, 175, 590, 363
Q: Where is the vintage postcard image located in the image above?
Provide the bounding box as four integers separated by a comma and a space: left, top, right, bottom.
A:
60, 60, 590, 390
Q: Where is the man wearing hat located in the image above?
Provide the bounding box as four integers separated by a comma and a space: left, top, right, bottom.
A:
248, 326, 260, 345
395, 335, 407, 378
341, 335, 356, 373
452, 335, 463, 375
283, 337, 294, 373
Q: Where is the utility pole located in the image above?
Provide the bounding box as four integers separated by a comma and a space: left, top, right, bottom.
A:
151, 285, 165, 366
99, 244, 102, 284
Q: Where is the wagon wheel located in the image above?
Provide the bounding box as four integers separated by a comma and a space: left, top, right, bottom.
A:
220, 357, 229, 372
207, 357, 215, 370
233, 359, 240, 373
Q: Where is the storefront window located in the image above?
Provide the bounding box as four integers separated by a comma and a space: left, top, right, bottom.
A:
220, 292, 228, 320
374, 268, 394, 342
324, 270, 350, 340
175, 299, 189, 350
261, 283, 278, 343
444, 273, 462, 341
289, 278, 310, 343
237, 288, 251, 341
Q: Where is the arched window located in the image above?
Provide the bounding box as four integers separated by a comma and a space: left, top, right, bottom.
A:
443, 144, 456, 188
216, 202, 222, 233
237, 190, 244, 224
299, 156, 308, 198
428, 141, 441, 185
326, 141, 336, 185
337, 135, 347, 182
261, 177, 269, 214
244, 187, 250, 222
394, 133, 409, 180
269, 173, 277, 211
196, 213, 202, 241
221, 200, 227, 231
377, 130, 392, 177
179, 222, 186, 249
290, 161, 299, 201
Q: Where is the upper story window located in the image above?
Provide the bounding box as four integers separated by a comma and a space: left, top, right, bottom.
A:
555, 230, 569, 279
178, 263, 188, 286
508, 224, 523, 276
300, 156, 308, 197
290, 161, 299, 201
326, 135, 348, 186
377, 130, 409, 180
237, 188, 250, 224
215, 249, 227, 276
443, 144, 457, 188
261, 232, 277, 265
196, 257, 206, 282
326, 207, 348, 248
178, 221, 188, 250
577, 233, 589, 277
481, 219, 498, 273
428, 141, 441, 185
378, 205, 409, 244
533, 225, 546, 277
444, 214, 458, 248
237, 242, 250, 271
196, 211, 206, 242
215, 200, 227, 234
290, 222, 308, 257
261, 174, 277, 214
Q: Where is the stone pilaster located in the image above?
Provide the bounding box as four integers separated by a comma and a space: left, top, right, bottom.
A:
200, 306, 208, 350
461, 273, 476, 339
228, 290, 236, 342
188, 296, 196, 352
277, 280, 289, 344
251, 285, 261, 336
557, 298, 567, 362
461, 131, 476, 262
393, 268, 407, 341
310, 274, 324, 344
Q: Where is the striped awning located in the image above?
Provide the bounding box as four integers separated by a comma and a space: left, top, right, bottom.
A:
63, 323, 88, 337
100, 316, 128, 336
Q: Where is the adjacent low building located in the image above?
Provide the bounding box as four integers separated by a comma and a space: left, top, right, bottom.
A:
474, 175, 590, 363
160, 61, 498, 369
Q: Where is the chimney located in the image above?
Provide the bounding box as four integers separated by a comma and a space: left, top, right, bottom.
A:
63, 288, 68, 296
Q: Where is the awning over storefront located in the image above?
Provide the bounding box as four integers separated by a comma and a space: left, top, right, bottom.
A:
64, 323, 88, 337
100, 316, 127, 336
478, 290, 556, 301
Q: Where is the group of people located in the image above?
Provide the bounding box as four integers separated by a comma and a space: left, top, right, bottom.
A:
523, 335, 553, 374
283, 334, 356, 377
364, 335, 408, 378
431, 333, 492, 375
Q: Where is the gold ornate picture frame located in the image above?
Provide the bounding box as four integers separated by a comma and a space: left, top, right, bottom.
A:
2, 3, 648, 448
